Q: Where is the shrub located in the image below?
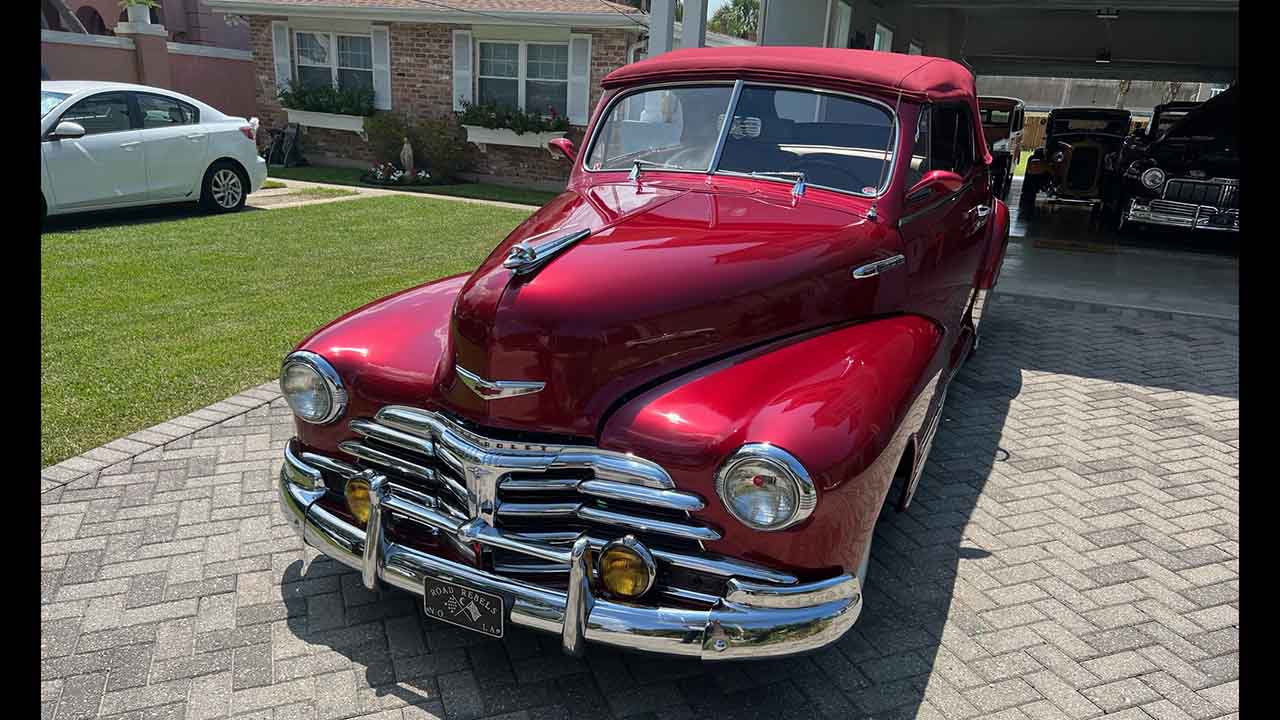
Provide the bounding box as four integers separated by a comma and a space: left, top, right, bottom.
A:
364, 111, 421, 168
416, 117, 475, 183
278, 82, 375, 117
457, 101, 570, 135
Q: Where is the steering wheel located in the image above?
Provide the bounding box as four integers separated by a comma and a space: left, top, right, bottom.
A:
793, 159, 868, 192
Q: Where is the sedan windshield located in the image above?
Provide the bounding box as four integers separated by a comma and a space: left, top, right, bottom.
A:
41, 91, 69, 118
585, 83, 897, 196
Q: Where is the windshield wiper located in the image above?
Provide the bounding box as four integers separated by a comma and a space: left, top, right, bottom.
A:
629, 159, 675, 182
750, 171, 807, 198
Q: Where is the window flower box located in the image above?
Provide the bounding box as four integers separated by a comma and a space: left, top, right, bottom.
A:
462, 125, 567, 156
286, 109, 368, 141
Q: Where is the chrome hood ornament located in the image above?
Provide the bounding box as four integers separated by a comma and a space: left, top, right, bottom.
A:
503, 228, 591, 277
456, 365, 545, 400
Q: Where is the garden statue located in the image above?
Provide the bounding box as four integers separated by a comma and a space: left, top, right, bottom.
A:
399, 137, 414, 182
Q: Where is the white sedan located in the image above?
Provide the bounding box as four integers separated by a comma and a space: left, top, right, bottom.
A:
40, 81, 269, 222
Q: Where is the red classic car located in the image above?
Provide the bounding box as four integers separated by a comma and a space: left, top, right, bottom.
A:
277, 47, 1010, 660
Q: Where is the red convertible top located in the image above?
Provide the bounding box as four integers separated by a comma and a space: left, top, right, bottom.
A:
604, 47, 976, 103
602, 46, 990, 166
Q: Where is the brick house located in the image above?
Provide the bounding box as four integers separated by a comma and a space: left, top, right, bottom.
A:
200, 0, 652, 188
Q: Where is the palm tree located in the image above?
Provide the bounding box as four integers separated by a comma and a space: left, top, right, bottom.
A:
708, 0, 758, 41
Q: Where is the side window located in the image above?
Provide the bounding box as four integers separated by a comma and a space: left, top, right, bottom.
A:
905, 108, 930, 188
136, 93, 199, 129
930, 105, 974, 175
60, 92, 133, 135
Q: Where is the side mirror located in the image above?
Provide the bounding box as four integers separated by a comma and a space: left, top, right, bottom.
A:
548, 137, 576, 162
48, 121, 86, 140
904, 169, 964, 209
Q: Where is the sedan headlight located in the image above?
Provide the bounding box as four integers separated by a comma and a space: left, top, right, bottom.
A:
280, 351, 347, 424
715, 444, 817, 531
1052, 151, 1065, 163
1141, 167, 1167, 190
992, 138, 1009, 152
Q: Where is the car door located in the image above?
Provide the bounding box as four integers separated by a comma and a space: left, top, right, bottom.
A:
133, 92, 209, 201
900, 103, 976, 335
41, 91, 147, 209
947, 104, 993, 329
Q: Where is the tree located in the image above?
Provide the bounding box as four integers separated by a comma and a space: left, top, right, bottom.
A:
708, 0, 759, 41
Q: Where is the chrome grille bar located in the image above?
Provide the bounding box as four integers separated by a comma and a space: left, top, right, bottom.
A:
578, 506, 722, 542
350, 419, 435, 458
579, 479, 706, 512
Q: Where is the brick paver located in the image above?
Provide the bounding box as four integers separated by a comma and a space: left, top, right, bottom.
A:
40, 293, 1239, 719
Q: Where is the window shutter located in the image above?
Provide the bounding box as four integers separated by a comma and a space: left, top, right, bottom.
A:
452, 30, 473, 111
372, 26, 392, 110
567, 34, 591, 126
271, 21, 292, 93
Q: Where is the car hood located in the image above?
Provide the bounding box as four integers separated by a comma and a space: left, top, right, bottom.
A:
433, 179, 901, 438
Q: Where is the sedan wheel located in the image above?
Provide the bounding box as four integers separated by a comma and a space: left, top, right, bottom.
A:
201, 162, 248, 213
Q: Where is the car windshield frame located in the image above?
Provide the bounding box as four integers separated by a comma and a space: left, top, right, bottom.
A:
41, 91, 70, 118
582, 79, 901, 199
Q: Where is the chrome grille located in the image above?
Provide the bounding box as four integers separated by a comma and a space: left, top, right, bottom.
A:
1164, 178, 1239, 209
318, 406, 792, 602
1065, 147, 1099, 191
1149, 199, 1198, 219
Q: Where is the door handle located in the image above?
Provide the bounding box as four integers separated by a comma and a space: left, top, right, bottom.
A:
974, 205, 992, 218
186, 133, 206, 141
852, 254, 906, 279
119, 141, 140, 149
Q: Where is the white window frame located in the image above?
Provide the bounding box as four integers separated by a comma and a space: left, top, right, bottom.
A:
476, 39, 570, 117
873, 23, 894, 53
294, 30, 374, 91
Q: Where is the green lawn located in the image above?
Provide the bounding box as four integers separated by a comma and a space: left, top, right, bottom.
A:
41, 195, 533, 467
1014, 150, 1031, 177
269, 166, 561, 207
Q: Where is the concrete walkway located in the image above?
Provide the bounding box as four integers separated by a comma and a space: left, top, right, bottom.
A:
260, 178, 543, 212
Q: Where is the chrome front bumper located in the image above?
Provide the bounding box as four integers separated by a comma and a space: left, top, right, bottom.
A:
279, 448, 862, 660
1126, 198, 1239, 232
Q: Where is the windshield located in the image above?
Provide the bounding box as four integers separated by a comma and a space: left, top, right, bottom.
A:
585, 83, 897, 196
980, 108, 1011, 126
1153, 111, 1190, 136
41, 91, 69, 118
1050, 116, 1130, 135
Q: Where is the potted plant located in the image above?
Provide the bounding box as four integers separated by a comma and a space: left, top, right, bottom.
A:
458, 101, 570, 154
278, 82, 376, 138
119, 0, 158, 24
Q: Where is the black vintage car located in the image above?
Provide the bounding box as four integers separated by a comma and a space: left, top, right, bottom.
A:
1102, 85, 1238, 232
1021, 108, 1132, 209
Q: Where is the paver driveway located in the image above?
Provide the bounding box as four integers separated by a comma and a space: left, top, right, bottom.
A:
40, 293, 1239, 720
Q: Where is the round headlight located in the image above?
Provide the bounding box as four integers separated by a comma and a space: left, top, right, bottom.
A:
1052, 151, 1065, 163
1141, 167, 1167, 190
715, 444, 817, 531
280, 351, 347, 424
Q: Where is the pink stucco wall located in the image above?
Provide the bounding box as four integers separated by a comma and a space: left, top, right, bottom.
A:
41, 40, 139, 83
169, 52, 256, 119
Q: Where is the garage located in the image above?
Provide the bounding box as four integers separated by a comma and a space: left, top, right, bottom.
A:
648, 0, 1239, 319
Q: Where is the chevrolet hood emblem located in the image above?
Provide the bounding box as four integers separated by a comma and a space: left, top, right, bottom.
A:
503, 228, 591, 277
456, 365, 545, 400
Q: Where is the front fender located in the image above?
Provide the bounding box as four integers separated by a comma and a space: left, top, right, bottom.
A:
600, 315, 946, 577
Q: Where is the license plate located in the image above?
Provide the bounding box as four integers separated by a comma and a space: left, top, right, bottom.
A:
422, 577, 504, 638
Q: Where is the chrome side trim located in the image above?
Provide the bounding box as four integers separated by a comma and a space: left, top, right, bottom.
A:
279, 469, 860, 660
852, 254, 906, 279
455, 365, 546, 400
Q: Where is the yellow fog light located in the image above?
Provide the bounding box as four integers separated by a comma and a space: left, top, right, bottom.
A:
345, 477, 372, 525
597, 535, 656, 598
